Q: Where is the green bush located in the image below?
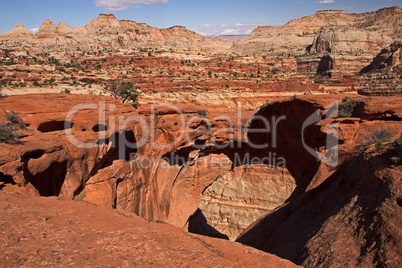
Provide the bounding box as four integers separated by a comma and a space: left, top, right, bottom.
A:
394, 136, 402, 157
5, 110, 26, 129
33, 81, 41, 87
363, 127, 393, 148
338, 100, 358, 118
104, 80, 140, 107
198, 110, 207, 118
61, 88, 71, 94
375, 141, 386, 150
0, 123, 19, 144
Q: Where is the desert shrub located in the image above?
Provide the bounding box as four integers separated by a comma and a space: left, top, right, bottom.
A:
33, 81, 41, 87
330, 80, 341, 84
5, 110, 26, 129
363, 127, 393, 148
375, 141, 386, 150
393, 136, 402, 157
338, 100, 358, 118
314, 79, 325, 84
272, 69, 279, 75
61, 88, 71, 94
104, 80, 140, 107
0, 123, 19, 144
198, 110, 207, 118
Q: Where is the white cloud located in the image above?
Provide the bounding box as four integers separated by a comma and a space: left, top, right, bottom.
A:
314, 0, 335, 3
192, 23, 268, 37
30, 28, 39, 33
95, 0, 168, 11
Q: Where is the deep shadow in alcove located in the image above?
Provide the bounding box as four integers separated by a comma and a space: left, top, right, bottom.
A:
188, 208, 229, 240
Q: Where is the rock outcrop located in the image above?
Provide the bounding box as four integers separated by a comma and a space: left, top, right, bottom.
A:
310, 27, 394, 54
198, 165, 296, 240
0, 93, 401, 267
0, 22, 33, 39
37, 19, 57, 38
235, 96, 402, 267
0, 94, 296, 239
235, 7, 401, 56
358, 41, 402, 96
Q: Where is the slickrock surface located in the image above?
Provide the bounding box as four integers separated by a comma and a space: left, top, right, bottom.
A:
0, 191, 298, 267
0, 94, 296, 240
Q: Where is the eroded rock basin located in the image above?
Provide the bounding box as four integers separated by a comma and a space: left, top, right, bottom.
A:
1, 93, 401, 267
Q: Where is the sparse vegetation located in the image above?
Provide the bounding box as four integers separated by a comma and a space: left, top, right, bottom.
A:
390, 134, 402, 162
362, 127, 393, 149
375, 141, 386, 150
76, 190, 86, 202
104, 80, 140, 107
394, 136, 402, 156
338, 99, 358, 118
5, 110, 26, 129
0, 123, 19, 144
61, 88, 71, 94
33, 81, 42, 87
0, 110, 26, 144
198, 110, 207, 118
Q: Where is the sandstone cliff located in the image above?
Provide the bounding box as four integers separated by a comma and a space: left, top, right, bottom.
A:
0, 14, 234, 53
234, 7, 401, 56
235, 96, 402, 267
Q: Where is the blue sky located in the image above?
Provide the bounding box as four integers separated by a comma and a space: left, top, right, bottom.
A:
0, 0, 400, 36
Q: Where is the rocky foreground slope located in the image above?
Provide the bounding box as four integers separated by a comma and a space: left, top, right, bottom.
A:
0, 191, 297, 267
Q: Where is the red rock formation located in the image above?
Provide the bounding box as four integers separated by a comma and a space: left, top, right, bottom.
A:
0, 93, 401, 267
236, 96, 402, 267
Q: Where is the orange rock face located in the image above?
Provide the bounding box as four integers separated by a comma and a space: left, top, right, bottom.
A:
0, 191, 298, 267
235, 96, 402, 267
0, 92, 401, 267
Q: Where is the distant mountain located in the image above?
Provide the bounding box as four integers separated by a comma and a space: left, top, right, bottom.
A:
0, 14, 235, 53
1, 7, 400, 56
206, 35, 249, 41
